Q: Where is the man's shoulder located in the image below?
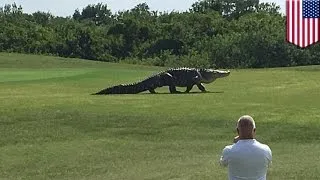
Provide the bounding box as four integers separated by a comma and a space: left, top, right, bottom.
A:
222, 144, 234, 153
255, 140, 272, 152
255, 140, 271, 148
255, 141, 272, 162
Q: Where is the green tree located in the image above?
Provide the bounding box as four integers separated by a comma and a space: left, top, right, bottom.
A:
73, 3, 113, 25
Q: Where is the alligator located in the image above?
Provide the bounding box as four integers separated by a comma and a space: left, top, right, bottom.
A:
92, 67, 230, 95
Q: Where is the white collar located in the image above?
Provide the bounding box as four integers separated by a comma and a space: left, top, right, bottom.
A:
238, 139, 256, 142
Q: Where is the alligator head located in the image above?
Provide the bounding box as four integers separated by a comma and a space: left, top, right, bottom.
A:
199, 69, 230, 83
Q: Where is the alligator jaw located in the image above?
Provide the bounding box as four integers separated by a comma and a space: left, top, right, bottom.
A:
200, 69, 230, 84
217, 70, 231, 78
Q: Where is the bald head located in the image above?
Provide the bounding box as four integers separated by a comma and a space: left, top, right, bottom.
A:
236, 115, 256, 139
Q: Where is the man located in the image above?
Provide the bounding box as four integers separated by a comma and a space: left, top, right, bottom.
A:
219, 115, 272, 180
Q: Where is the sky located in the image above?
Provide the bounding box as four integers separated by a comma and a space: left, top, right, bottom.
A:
2, 0, 285, 17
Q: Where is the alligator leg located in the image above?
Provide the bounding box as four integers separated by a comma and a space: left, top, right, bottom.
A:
149, 89, 156, 93
196, 83, 208, 92
185, 75, 201, 93
161, 73, 181, 94
185, 85, 194, 93
169, 85, 182, 93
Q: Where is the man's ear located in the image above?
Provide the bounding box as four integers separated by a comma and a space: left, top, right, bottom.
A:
236, 128, 239, 134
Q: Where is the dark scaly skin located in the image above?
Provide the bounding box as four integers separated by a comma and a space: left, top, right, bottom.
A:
92, 67, 230, 95
92, 72, 174, 94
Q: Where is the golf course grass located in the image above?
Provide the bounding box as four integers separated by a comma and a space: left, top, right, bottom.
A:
1, 52, 320, 179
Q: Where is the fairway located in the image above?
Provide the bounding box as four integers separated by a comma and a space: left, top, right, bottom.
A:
1, 53, 320, 180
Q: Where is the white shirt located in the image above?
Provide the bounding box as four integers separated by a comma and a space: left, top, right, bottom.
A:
219, 139, 272, 180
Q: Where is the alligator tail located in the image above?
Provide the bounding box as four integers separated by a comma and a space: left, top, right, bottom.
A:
92, 81, 150, 95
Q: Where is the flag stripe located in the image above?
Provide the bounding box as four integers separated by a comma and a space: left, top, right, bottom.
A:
310, 19, 313, 44
307, 19, 310, 46
292, 1, 299, 44
310, 19, 316, 42
317, 18, 320, 42
287, 0, 290, 42
298, 0, 302, 47
316, 19, 319, 41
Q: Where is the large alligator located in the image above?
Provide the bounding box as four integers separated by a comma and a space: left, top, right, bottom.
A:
92, 67, 230, 95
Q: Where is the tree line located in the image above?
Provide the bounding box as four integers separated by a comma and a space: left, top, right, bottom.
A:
1, 0, 319, 69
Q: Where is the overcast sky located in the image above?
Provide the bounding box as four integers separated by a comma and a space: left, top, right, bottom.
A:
2, 0, 285, 17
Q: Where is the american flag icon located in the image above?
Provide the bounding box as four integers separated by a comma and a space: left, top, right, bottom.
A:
286, 0, 320, 48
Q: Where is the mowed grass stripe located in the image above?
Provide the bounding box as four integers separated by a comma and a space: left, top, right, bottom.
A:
0, 53, 320, 179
